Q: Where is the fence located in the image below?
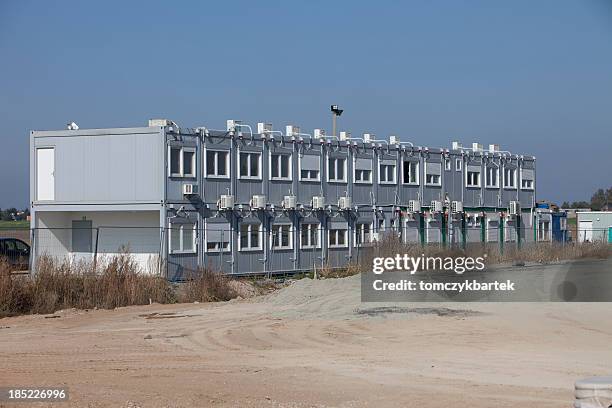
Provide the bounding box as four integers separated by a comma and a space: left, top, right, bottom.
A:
1, 225, 610, 279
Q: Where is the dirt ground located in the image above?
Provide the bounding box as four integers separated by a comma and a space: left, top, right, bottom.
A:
2, 272, 612, 407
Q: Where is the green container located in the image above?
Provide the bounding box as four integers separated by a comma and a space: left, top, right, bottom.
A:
608, 226, 612, 244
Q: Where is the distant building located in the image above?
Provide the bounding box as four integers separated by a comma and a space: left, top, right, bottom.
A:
576, 212, 612, 243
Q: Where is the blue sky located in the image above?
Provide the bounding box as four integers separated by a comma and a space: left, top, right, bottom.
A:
1, 0, 611, 208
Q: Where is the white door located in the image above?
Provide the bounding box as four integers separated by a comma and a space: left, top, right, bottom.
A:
36, 147, 55, 200
578, 221, 593, 243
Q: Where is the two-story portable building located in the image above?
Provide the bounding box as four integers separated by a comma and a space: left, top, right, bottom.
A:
30, 119, 538, 279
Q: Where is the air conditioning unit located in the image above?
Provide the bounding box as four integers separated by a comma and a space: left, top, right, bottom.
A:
338, 196, 352, 210
339, 131, 351, 141
509, 201, 520, 216
282, 195, 297, 209
314, 128, 326, 139
227, 119, 241, 132
311, 196, 325, 210
285, 125, 300, 137
389, 135, 399, 145
430, 200, 443, 213
182, 184, 197, 196
149, 118, 172, 127
407, 200, 421, 213
257, 122, 272, 134
218, 195, 234, 210
451, 201, 464, 214
250, 195, 267, 210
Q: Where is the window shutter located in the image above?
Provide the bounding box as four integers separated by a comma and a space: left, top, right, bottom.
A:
301, 155, 319, 171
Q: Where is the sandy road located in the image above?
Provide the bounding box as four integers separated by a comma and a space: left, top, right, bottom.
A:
2, 271, 612, 407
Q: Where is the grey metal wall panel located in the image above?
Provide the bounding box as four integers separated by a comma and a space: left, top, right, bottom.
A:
33, 130, 164, 204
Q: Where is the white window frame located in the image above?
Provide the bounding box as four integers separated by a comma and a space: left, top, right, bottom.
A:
520, 169, 534, 190
424, 162, 442, 186
354, 222, 372, 246
269, 152, 292, 181
379, 161, 397, 185
402, 160, 419, 185
270, 223, 293, 250
298, 155, 321, 182
327, 157, 347, 183
444, 158, 451, 171
466, 170, 481, 187
238, 151, 262, 180
354, 168, 372, 184
353, 157, 373, 184
485, 166, 499, 188
300, 223, 321, 249
169, 223, 197, 254
238, 223, 263, 251
205, 149, 230, 179
503, 168, 517, 189
168, 146, 196, 178
455, 158, 463, 172
204, 222, 230, 253
328, 228, 348, 248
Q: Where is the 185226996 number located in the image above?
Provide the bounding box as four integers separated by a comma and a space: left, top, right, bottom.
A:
1, 388, 68, 401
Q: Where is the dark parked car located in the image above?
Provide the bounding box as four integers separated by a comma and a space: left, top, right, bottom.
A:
0, 238, 30, 271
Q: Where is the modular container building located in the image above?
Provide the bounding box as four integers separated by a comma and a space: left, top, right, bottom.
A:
576, 211, 612, 243
30, 119, 540, 279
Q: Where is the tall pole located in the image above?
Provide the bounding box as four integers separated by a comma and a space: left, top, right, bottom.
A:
332, 113, 337, 137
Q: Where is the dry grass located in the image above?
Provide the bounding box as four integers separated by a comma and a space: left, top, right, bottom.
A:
317, 263, 361, 279
178, 269, 238, 303
0, 254, 243, 318
354, 234, 611, 275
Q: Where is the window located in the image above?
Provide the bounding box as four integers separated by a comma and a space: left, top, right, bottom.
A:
239, 223, 262, 250
503, 168, 517, 188
170, 147, 181, 176
355, 222, 371, 246
328, 157, 347, 182
299, 155, 320, 181
270, 153, 291, 181
521, 168, 534, 190
183, 150, 195, 177
354, 158, 372, 183
169, 147, 196, 178
300, 223, 320, 248
426, 174, 440, 185
239, 152, 261, 179
170, 223, 196, 254
455, 158, 462, 171
354, 169, 372, 183
328, 228, 348, 248
379, 162, 396, 184
486, 167, 499, 188
402, 161, 419, 184
205, 223, 230, 252
425, 163, 441, 186
445, 158, 451, 171
271, 224, 292, 250
206, 150, 229, 178
466, 171, 480, 187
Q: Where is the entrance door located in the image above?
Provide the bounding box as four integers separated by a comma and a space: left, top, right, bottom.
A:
72, 220, 93, 253
36, 148, 55, 200
578, 221, 593, 243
